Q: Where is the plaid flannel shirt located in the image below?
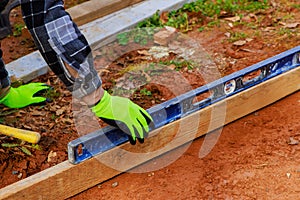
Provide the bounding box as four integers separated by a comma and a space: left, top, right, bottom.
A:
0, 0, 102, 99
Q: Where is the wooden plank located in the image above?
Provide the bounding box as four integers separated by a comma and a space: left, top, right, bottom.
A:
68, 0, 145, 26
0, 67, 299, 199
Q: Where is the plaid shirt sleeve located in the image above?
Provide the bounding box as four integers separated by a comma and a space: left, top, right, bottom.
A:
20, 0, 102, 99
0, 49, 10, 98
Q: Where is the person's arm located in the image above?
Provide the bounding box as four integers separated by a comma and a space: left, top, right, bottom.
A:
20, 0, 152, 144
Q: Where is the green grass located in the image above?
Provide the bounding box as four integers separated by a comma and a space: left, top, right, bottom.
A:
139, 88, 152, 96
137, 0, 269, 31
292, 3, 300, 9
13, 23, 26, 37
117, 28, 155, 46
1, 142, 42, 156
277, 27, 293, 36
228, 31, 248, 42
159, 60, 194, 71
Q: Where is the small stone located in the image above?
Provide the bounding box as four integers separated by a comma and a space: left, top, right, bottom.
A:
287, 173, 291, 179
12, 170, 18, 175
148, 172, 155, 177
17, 173, 22, 179
287, 137, 299, 145
154, 26, 176, 46
112, 182, 119, 188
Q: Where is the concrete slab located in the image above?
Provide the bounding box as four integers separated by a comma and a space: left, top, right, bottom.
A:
5, 0, 194, 83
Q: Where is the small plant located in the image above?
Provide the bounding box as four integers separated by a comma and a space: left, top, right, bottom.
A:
277, 27, 292, 36
1, 142, 41, 156
136, 0, 269, 32
228, 31, 248, 42
207, 19, 220, 28
160, 60, 194, 71
139, 88, 152, 96
198, 26, 205, 32
117, 28, 155, 46
117, 32, 129, 46
13, 23, 25, 37
292, 3, 300, 9
137, 10, 163, 28
51, 113, 58, 121
166, 12, 192, 32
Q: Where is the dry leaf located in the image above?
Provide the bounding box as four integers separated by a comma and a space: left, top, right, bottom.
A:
249, 13, 258, 21
284, 23, 300, 29
137, 50, 151, 56
56, 108, 65, 116
225, 16, 241, 22
233, 40, 247, 46
224, 32, 231, 38
262, 27, 276, 32
47, 151, 57, 162
31, 110, 45, 116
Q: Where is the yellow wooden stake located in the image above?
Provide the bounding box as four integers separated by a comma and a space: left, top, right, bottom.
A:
0, 124, 41, 144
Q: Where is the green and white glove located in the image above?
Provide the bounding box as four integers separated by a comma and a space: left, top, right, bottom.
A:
91, 90, 153, 145
0, 83, 51, 108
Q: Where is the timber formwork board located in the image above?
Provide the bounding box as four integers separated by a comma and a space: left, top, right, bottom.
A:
0, 59, 299, 200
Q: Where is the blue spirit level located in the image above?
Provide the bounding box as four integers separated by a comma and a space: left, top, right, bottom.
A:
68, 46, 300, 164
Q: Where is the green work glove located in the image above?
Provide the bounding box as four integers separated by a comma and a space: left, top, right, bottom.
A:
91, 90, 153, 145
0, 83, 51, 108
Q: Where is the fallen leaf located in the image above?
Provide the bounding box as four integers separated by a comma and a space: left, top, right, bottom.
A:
47, 151, 57, 162
228, 22, 234, 28
284, 23, 300, 29
31, 110, 45, 116
262, 27, 276, 32
137, 50, 151, 56
279, 21, 286, 26
249, 13, 258, 21
241, 48, 256, 53
233, 40, 247, 46
22, 125, 32, 130
225, 16, 241, 22
224, 32, 231, 38
56, 108, 65, 116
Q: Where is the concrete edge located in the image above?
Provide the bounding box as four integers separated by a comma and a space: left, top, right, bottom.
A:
6, 0, 194, 83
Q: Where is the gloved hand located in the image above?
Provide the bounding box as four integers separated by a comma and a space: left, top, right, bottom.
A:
91, 90, 153, 145
0, 82, 51, 108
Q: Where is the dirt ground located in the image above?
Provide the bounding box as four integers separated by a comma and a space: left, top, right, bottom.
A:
0, 0, 300, 199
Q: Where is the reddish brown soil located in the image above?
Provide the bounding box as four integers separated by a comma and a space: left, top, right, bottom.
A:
71, 91, 300, 200
0, 0, 300, 199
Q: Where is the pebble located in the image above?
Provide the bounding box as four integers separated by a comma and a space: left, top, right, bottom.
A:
148, 172, 155, 177
112, 182, 119, 188
17, 173, 22, 179
12, 170, 19, 175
